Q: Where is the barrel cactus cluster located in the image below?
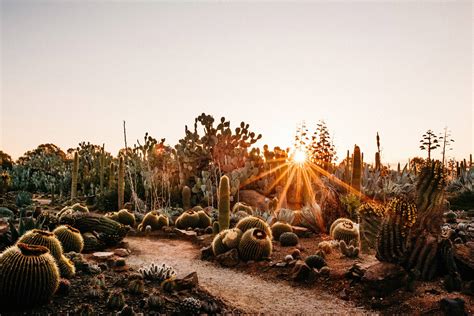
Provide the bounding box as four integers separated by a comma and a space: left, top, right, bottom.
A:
53, 225, 84, 253
175, 209, 211, 229
138, 211, 169, 232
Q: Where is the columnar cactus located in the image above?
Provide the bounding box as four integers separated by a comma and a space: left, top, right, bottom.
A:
330, 220, 359, 245
375, 152, 381, 171
358, 202, 384, 252
53, 225, 84, 253
100, 146, 105, 195
182, 186, 191, 210
175, 210, 200, 229
271, 221, 293, 240
71, 152, 79, 199
108, 162, 115, 191
238, 228, 272, 261
118, 156, 125, 210
212, 227, 243, 256
0, 243, 60, 307
351, 145, 362, 192
218, 175, 230, 231
236, 216, 272, 238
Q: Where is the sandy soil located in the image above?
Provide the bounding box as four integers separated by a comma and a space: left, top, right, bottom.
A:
126, 236, 367, 314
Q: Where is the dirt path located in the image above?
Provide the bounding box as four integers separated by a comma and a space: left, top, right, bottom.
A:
126, 236, 367, 314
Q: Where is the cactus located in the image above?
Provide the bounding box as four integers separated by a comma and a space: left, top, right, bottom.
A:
53, 225, 84, 253
175, 210, 200, 229
218, 175, 231, 232
107, 290, 125, 310
0, 207, 14, 219
330, 220, 359, 245
339, 240, 359, 258
351, 145, 362, 191
99, 146, 105, 195
139, 211, 168, 231
128, 279, 145, 294
358, 202, 384, 252
211, 228, 243, 256
444, 210, 457, 223
236, 215, 272, 238
0, 243, 60, 307
76, 303, 95, 316
212, 221, 220, 235
305, 254, 327, 269
148, 295, 165, 311
105, 211, 120, 221
232, 202, 253, 214
117, 209, 136, 227
279, 232, 299, 247
138, 262, 177, 282
118, 156, 125, 210
108, 162, 115, 191
329, 217, 353, 237
271, 221, 293, 240
58, 256, 76, 279
182, 186, 192, 210
180, 297, 202, 314
197, 210, 212, 228
238, 228, 272, 261
318, 241, 333, 254
82, 232, 105, 252
376, 197, 417, 264
71, 152, 79, 199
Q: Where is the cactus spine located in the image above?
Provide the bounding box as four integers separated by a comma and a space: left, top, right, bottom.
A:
71, 152, 79, 199
218, 175, 230, 232
351, 145, 361, 192
182, 186, 191, 210
118, 156, 125, 210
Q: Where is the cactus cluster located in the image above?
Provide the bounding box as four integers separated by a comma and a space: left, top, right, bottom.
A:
128, 279, 145, 294
0, 243, 60, 307
339, 240, 359, 258
138, 262, 177, 282
238, 228, 272, 261
358, 202, 385, 251
330, 219, 359, 245
117, 209, 136, 227
138, 211, 169, 231
175, 210, 200, 229
107, 290, 125, 310
279, 232, 299, 246
179, 297, 201, 314
236, 215, 272, 238
211, 227, 243, 256
53, 225, 84, 253
271, 221, 293, 240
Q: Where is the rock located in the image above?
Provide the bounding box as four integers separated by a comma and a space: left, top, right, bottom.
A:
275, 262, 287, 267
200, 245, 214, 260
362, 262, 407, 296
291, 249, 301, 260
173, 228, 198, 240
440, 298, 466, 316
114, 248, 130, 257
292, 226, 310, 237
454, 243, 474, 280
239, 190, 268, 211
92, 252, 114, 260
291, 260, 316, 283
215, 248, 240, 267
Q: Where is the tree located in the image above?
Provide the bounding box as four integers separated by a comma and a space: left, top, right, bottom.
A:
419, 130, 440, 160
439, 127, 454, 167
309, 121, 336, 169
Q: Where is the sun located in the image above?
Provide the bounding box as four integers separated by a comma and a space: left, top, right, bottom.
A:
292, 148, 307, 165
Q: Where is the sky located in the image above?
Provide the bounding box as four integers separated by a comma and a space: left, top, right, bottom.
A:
1, 0, 472, 166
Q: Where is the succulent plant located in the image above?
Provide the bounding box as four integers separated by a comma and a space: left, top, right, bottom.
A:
139, 211, 168, 231
138, 262, 177, 282
179, 297, 202, 314
305, 254, 327, 269
197, 210, 212, 228
148, 294, 165, 311
118, 156, 125, 210
330, 220, 359, 245
71, 152, 79, 199
119, 305, 135, 316
87, 285, 102, 299
117, 209, 136, 227
351, 145, 362, 191
128, 278, 145, 294
329, 217, 353, 237
318, 241, 333, 254
212, 221, 220, 235
53, 225, 84, 253
238, 228, 272, 261
0, 207, 14, 219
358, 202, 384, 252
236, 215, 272, 238
105, 211, 120, 221
218, 175, 231, 231
444, 210, 457, 224
319, 266, 331, 276
0, 243, 60, 307
107, 290, 125, 310
271, 221, 293, 240
71, 203, 89, 213
232, 202, 253, 214
211, 227, 243, 256
58, 256, 76, 279
82, 232, 105, 252
279, 232, 299, 246
182, 186, 192, 210
91, 274, 106, 288
175, 210, 200, 229
339, 240, 360, 258
18, 229, 62, 257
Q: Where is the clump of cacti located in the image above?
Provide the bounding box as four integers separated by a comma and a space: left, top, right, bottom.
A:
179, 297, 202, 314
117, 209, 136, 227
182, 186, 192, 210
211, 227, 243, 256
238, 228, 272, 261
376, 197, 417, 264
358, 202, 384, 252
330, 220, 359, 245
271, 221, 293, 240
53, 225, 84, 253
138, 211, 168, 231
339, 240, 359, 258
197, 210, 212, 228
236, 215, 272, 238
128, 278, 145, 294
175, 210, 201, 229
138, 262, 177, 282
305, 254, 327, 269
279, 232, 299, 246
0, 243, 60, 307
232, 202, 253, 214
107, 290, 125, 310
218, 175, 231, 232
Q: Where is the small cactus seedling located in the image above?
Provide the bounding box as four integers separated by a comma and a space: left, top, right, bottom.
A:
339, 240, 360, 258
106, 290, 125, 310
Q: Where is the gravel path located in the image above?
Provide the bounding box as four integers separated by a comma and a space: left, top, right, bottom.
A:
126, 236, 367, 314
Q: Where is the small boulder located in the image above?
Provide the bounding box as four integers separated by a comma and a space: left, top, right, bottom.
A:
92, 251, 114, 260
200, 245, 214, 260
291, 260, 316, 283
215, 248, 240, 267
174, 272, 199, 291
362, 262, 407, 296
114, 248, 131, 257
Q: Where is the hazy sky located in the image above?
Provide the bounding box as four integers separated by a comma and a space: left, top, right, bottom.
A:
1, 1, 472, 165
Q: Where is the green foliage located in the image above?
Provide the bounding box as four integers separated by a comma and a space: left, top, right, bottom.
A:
279, 232, 299, 247
0, 207, 14, 219
358, 202, 385, 251
238, 228, 272, 261
218, 175, 230, 232
53, 225, 84, 253
0, 170, 11, 194
0, 243, 60, 307
308, 120, 337, 169
419, 130, 440, 160
271, 221, 293, 240
15, 191, 32, 207
339, 194, 361, 221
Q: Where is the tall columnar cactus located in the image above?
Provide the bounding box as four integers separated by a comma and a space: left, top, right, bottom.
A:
182, 186, 191, 210
99, 146, 105, 195
53, 225, 84, 253
238, 228, 272, 261
358, 202, 385, 252
218, 175, 230, 232
108, 162, 115, 191
375, 152, 381, 171
376, 197, 417, 264
71, 152, 79, 199
0, 243, 60, 307
344, 150, 351, 183
118, 156, 125, 210
351, 145, 361, 192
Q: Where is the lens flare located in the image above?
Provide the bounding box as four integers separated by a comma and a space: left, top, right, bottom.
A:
292, 149, 307, 165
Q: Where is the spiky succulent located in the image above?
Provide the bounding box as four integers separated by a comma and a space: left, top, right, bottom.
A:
305, 254, 327, 269
218, 175, 231, 232
0, 243, 60, 307
128, 278, 145, 294
232, 202, 253, 214
279, 232, 299, 246
330, 220, 359, 245
236, 215, 272, 238
339, 240, 359, 258
106, 290, 125, 310
53, 225, 84, 253
117, 209, 136, 227
271, 221, 293, 240
175, 210, 200, 229
148, 295, 165, 311
358, 202, 384, 251
329, 217, 353, 237
238, 228, 272, 261
179, 297, 201, 314
138, 263, 177, 282
211, 228, 243, 256
57, 256, 76, 279
82, 232, 105, 252
197, 210, 212, 228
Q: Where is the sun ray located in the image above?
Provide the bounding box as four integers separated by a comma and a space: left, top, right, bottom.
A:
276, 164, 297, 210
239, 163, 287, 188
